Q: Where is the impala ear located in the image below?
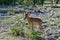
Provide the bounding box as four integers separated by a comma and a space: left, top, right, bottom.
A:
24, 11, 28, 14
23, 12, 26, 17
23, 11, 26, 14
23, 11, 27, 17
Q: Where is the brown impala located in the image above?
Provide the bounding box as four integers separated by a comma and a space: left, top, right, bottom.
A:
24, 12, 44, 30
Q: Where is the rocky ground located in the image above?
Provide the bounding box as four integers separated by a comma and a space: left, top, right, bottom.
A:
0, 8, 60, 40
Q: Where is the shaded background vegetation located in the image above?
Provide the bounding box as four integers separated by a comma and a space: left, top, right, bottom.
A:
0, 0, 60, 6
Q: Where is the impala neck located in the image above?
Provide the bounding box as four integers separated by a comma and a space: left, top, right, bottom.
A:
26, 15, 31, 24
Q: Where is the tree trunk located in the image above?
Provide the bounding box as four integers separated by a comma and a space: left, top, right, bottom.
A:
56, 0, 59, 4
33, 0, 35, 7
51, 0, 53, 6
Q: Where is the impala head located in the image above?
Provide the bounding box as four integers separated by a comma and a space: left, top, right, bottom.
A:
24, 12, 30, 20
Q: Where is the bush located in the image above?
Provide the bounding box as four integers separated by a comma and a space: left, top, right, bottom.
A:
10, 22, 24, 37
29, 31, 43, 40
10, 27, 24, 36
10, 28, 20, 36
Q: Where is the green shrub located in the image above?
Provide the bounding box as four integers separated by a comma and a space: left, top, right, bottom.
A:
29, 31, 42, 39
10, 27, 24, 36
10, 28, 20, 36
10, 22, 24, 37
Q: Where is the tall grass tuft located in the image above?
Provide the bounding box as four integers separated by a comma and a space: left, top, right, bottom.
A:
10, 22, 24, 37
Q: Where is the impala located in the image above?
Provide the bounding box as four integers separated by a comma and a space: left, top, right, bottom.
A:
24, 12, 44, 30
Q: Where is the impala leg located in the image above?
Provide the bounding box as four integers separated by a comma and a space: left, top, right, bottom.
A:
39, 25, 46, 37
38, 24, 42, 30
29, 23, 34, 31
31, 25, 33, 30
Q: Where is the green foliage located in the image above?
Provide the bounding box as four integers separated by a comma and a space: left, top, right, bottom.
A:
40, 0, 45, 6
32, 0, 45, 5
10, 22, 24, 37
17, 0, 32, 5
10, 27, 24, 36
17, 0, 45, 6
10, 28, 20, 36
33, 0, 45, 6
23, 0, 32, 5
29, 31, 42, 39
0, 0, 45, 6
17, 0, 24, 4
0, 0, 17, 5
